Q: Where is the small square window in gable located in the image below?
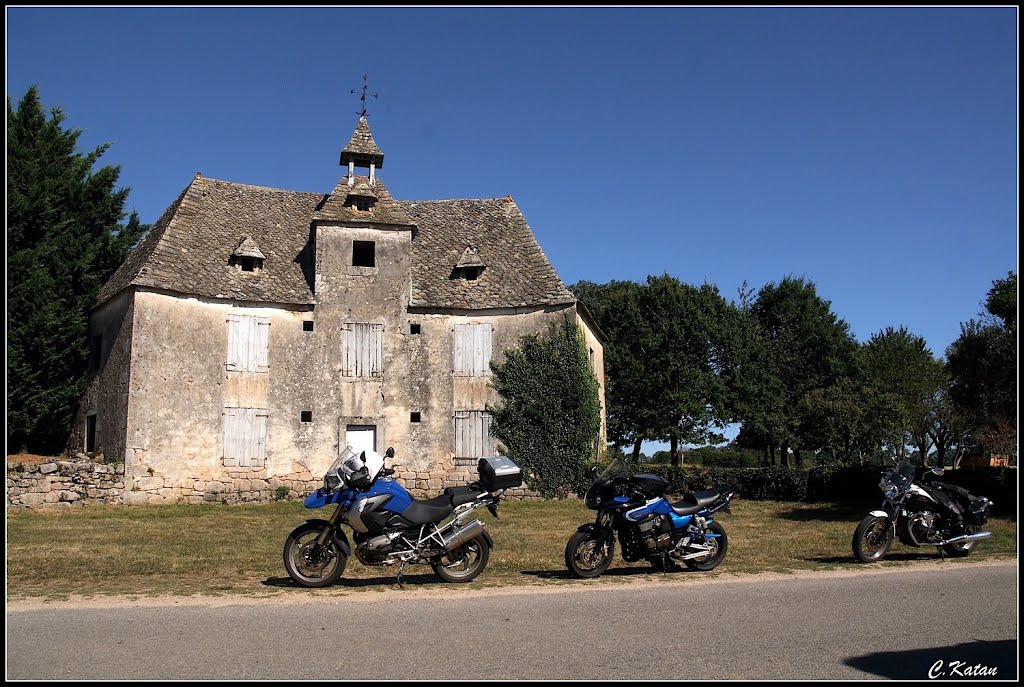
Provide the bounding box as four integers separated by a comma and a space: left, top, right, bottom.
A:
352, 240, 375, 267
410, 323, 421, 335
301, 411, 313, 423
303, 320, 314, 332
410, 412, 421, 423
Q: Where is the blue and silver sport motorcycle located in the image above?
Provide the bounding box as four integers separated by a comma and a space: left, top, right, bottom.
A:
283, 446, 521, 587
565, 458, 735, 578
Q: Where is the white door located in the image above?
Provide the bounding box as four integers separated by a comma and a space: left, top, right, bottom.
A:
346, 425, 377, 458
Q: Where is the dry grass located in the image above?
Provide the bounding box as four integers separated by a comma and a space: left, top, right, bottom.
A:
6, 498, 1016, 601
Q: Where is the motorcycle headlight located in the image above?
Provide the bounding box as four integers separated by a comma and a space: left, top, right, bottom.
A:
883, 484, 899, 500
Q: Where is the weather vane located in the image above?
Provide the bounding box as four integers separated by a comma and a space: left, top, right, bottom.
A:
350, 74, 378, 118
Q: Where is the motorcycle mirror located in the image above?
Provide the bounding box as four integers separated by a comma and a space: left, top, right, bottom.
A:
931, 467, 945, 476
385, 447, 395, 458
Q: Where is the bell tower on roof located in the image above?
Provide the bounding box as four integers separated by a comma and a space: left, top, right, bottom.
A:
341, 75, 384, 189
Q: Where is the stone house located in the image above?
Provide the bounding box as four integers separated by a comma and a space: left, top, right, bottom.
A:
75, 116, 606, 504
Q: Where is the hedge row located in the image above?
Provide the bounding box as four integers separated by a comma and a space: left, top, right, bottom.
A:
635, 464, 1017, 515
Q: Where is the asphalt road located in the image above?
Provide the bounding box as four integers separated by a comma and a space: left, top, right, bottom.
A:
6, 560, 1017, 680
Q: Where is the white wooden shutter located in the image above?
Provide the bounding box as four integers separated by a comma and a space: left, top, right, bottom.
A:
480, 411, 495, 456
253, 317, 270, 372
371, 324, 383, 377
343, 323, 384, 377
454, 411, 471, 458
454, 410, 494, 459
476, 324, 492, 376
226, 315, 245, 371
223, 407, 268, 467
341, 323, 355, 376
453, 324, 468, 375
223, 407, 241, 466
454, 323, 492, 376
227, 314, 269, 373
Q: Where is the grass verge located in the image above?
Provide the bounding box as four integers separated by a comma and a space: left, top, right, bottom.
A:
6, 498, 1016, 601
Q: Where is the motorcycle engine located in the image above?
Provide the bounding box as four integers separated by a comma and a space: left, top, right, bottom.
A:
354, 530, 403, 563
636, 515, 674, 552
908, 511, 940, 545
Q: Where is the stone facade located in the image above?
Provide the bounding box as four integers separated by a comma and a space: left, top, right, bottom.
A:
71, 116, 605, 506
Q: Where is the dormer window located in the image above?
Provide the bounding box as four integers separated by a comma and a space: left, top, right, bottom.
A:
231, 236, 266, 273
460, 266, 484, 281
344, 178, 378, 212
452, 246, 486, 281
346, 196, 374, 212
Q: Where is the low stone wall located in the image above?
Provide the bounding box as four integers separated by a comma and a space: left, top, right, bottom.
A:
7, 457, 125, 509
7, 456, 540, 510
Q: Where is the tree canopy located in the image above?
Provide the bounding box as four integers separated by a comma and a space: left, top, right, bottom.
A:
7, 86, 146, 453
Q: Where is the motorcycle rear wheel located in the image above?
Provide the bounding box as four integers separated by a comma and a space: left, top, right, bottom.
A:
683, 520, 729, 571
852, 515, 893, 563
565, 530, 614, 578
283, 522, 348, 588
432, 534, 490, 583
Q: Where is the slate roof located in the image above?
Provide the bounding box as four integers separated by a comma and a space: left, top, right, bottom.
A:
402, 198, 575, 309
97, 175, 323, 306
97, 177, 576, 311
340, 116, 384, 168
313, 176, 414, 228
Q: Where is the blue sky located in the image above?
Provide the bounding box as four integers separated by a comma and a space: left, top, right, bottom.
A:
6, 7, 1018, 361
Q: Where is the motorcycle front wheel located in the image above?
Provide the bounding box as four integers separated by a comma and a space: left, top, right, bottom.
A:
283, 522, 348, 588
852, 515, 893, 563
432, 534, 491, 583
565, 530, 614, 578
683, 520, 729, 571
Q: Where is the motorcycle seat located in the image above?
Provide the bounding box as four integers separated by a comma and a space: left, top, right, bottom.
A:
444, 484, 484, 507
401, 496, 455, 525
669, 488, 722, 516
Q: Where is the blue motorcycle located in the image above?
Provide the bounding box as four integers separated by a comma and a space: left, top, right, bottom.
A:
565, 458, 735, 578
283, 446, 521, 587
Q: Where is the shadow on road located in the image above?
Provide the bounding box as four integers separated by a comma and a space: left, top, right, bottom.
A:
261, 573, 441, 589
806, 551, 943, 564
845, 640, 1017, 679
520, 566, 702, 580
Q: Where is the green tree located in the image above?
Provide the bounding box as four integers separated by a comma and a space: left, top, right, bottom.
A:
641, 275, 739, 465
741, 276, 859, 466
7, 86, 146, 453
489, 317, 602, 498
571, 280, 660, 460
947, 272, 1017, 461
860, 327, 945, 461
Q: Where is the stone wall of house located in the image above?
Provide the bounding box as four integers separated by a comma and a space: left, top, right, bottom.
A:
7, 455, 539, 510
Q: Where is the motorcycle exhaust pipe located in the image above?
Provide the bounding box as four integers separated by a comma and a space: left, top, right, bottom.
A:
937, 531, 992, 546
441, 519, 486, 552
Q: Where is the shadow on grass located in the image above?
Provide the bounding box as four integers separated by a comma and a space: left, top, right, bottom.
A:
261, 572, 443, 589
776, 502, 871, 522
845, 639, 1016, 679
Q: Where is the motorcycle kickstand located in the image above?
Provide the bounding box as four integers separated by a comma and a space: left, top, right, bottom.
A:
396, 561, 407, 589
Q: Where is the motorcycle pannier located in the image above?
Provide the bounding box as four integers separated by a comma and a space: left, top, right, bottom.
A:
478, 456, 523, 491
